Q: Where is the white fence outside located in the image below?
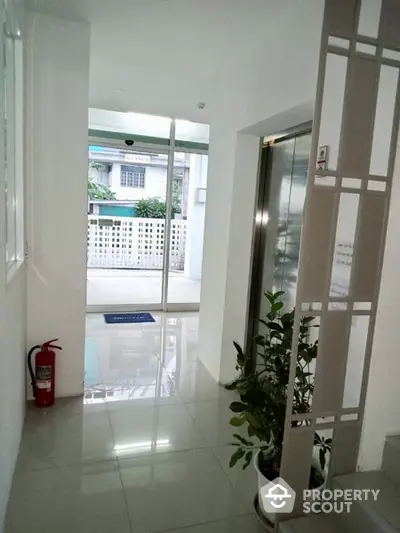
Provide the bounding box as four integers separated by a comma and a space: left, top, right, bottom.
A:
87, 216, 187, 270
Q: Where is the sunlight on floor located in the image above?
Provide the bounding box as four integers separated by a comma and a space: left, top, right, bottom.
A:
86, 269, 201, 306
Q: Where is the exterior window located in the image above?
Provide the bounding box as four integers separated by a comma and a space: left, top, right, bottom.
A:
120, 165, 145, 188
4, 0, 23, 276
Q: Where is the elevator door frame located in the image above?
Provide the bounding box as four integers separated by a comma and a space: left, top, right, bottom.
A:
245, 122, 312, 357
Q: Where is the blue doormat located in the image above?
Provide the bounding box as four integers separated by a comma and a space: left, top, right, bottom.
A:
104, 312, 155, 324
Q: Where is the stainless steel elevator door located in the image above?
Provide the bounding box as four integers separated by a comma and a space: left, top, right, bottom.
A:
250, 130, 312, 345
272, 133, 311, 310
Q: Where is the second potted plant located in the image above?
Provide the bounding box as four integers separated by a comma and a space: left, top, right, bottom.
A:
226, 291, 331, 525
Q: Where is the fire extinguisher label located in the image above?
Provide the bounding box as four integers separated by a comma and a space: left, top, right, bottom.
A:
36, 380, 52, 390
36, 365, 52, 390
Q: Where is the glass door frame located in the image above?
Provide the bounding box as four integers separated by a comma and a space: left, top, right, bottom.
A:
86, 123, 208, 314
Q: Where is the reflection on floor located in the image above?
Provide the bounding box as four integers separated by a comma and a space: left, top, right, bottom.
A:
6, 313, 264, 533
86, 269, 201, 306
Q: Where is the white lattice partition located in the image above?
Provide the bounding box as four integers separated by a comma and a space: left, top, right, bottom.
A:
87, 216, 187, 270
278, 0, 400, 523
136, 219, 165, 269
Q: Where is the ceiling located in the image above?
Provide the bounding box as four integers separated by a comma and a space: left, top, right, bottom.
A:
26, 0, 323, 126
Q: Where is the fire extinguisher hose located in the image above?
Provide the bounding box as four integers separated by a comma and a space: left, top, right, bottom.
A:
27, 345, 41, 397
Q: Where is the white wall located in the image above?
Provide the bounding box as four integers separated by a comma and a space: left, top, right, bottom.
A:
25, 12, 90, 397
0, 1, 26, 527
198, 125, 237, 379
197, 0, 324, 383
198, 131, 260, 382
219, 134, 261, 383
358, 131, 400, 470
0, 271, 26, 531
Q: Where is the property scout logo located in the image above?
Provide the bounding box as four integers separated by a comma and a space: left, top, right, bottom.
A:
260, 478, 296, 514
259, 478, 380, 515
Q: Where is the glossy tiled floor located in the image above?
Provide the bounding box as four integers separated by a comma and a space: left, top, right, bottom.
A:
6, 313, 264, 533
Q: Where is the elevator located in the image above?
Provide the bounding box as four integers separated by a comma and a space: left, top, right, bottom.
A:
247, 124, 312, 353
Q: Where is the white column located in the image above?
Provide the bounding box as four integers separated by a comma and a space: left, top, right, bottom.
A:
26, 12, 90, 397
184, 154, 208, 280
198, 128, 259, 382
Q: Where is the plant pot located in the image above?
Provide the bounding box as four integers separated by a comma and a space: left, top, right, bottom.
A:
253, 450, 326, 525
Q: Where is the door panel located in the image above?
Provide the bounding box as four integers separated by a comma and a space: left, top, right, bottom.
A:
86, 145, 168, 308
166, 152, 208, 306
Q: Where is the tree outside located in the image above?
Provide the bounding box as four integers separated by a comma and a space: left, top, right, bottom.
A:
88, 161, 116, 200
135, 179, 182, 219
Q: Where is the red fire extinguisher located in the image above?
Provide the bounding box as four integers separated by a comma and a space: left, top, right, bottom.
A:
28, 339, 62, 408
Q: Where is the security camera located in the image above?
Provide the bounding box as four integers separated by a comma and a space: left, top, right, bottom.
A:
125, 139, 134, 146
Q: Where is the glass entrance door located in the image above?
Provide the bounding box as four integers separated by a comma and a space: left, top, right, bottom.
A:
86, 112, 210, 312
86, 146, 208, 312
86, 144, 168, 309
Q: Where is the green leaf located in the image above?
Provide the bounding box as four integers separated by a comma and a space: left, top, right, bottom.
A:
233, 341, 245, 367
233, 341, 244, 356
248, 425, 256, 438
233, 433, 253, 446
281, 313, 293, 324
300, 351, 314, 364
301, 316, 315, 324
229, 448, 245, 468
244, 359, 254, 376
269, 330, 282, 340
271, 302, 284, 313
229, 401, 247, 413
243, 450, 253, 470
230, 416, 245, 427
314, 433, 322, 446
267, 322, 284, 332
224, 380, 239, 391
319, 447, 326, 472
255, 335, 266, 346
246, 413, 261, 429
273, 291, 285, 298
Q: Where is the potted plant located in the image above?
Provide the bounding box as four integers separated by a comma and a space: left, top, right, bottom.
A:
226, 291, 331, 525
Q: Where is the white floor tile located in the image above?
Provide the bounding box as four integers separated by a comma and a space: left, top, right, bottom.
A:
165, 514, 265, 532
9, 313, 262, 533
18, 404, 116, 468
213, 445, 259, 516
88, 379, 182, 407
173, 361, 237, 403
25, 396, 106, 422
119, 448, 247, 533
6, 460, 131, 533
110, 403, 208, 458
188, 399, 246, 446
